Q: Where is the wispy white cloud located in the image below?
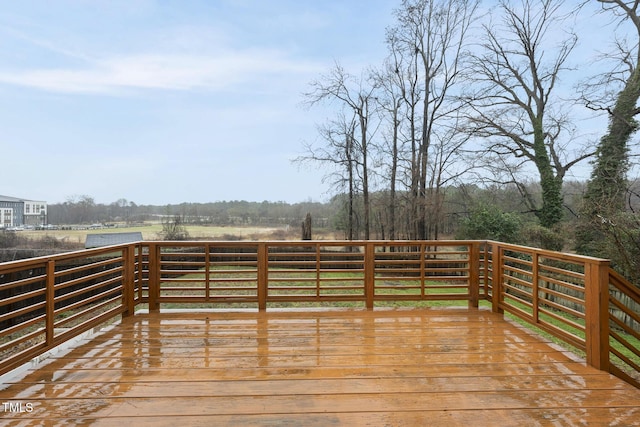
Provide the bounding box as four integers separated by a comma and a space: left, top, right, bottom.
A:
0, 48, 321, 95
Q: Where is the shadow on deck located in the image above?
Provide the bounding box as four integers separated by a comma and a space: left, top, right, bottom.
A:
1, 307, 639, 426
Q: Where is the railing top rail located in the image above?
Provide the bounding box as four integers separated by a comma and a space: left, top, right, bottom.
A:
142, 239, 485, 246
486, 240, 610, 264
0, 239, 611, 271
609, 268, 640, 300
0, 243, 133, 271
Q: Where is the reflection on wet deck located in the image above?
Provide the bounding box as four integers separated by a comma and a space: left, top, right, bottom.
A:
1, 308, 639, 426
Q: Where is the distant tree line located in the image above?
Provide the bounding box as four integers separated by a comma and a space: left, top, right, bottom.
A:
45, 180, 584, 242
47, 196, 334, 229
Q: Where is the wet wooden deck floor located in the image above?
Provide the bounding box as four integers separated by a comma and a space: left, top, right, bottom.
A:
1, 308, 639, 426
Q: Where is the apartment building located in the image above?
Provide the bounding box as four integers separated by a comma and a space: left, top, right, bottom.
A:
0, 195, 47, 229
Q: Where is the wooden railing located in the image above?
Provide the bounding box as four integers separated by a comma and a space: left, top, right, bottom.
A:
486, 241, 640, 387
608, 268, 640, 386
139, 240, 484, 310
0, 240, 638, 388
0, 244, 140, 375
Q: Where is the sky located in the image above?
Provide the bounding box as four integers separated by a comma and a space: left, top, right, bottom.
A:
0, 1, 634, 207
0, 0, 397, 205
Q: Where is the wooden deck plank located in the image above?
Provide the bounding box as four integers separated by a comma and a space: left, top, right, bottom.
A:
32, 409, 640, 427
1, 308, 639, 426
6, 389, 640, 418
6, 375, 632, 398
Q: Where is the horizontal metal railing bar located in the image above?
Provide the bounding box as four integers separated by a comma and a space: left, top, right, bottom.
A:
502, 292, 534, 310
0, 261, 47, 276
54, 266, 124, 294
538, 297, 585, 320
210, 261, 258, 266
205, 287, 257, 292
0, 335, 47, 374
0, 287, 46, 308
0, 302, 46, 325
53, 255, 123, 277
374, 294, 470, 301
0, 274, 47, 293
538, 275, 585, 294
159, 271, 206, 276
610, 297, 640, 326
500, 302, 586, 351
155, 296, 258, 303
610, 330, 640, 360
610, 345, 640, 373
266, 295, 364, 302
502, 254, 533, 265
267, 287, 357, 293
54, 273, 122, 302
52, 304, 125, 347
0, 320, 45, 352
502, 264, 534, 279
54, 294, 123, 329
538, 286, 586, 307
538, 306, 585, 333
413, 276, 470, 281
610, 270, 640, 304
160, 262, 206, 268
0, 320, 45, 348
539, 263, 584, 280
502, 283, 534, 299
610, 315, 640, 341
54, 285, 123, 319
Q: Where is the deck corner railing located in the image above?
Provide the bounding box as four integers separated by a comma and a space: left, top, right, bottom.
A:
486, 241, 639, 388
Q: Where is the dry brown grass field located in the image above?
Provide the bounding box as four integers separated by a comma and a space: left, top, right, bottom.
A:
20, 223, 337, 246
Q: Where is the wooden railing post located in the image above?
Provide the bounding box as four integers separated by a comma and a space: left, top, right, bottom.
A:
148, 242, 159, 312
122, 244, 135, 318
584, 259, 610, 371
532, 252, 539, 323
365, 242, 375, 310
468, 242, 480, 309
205, 242, 211, 302
491, 242, 504, 314
257, 243, 267, 311
45, 259, 55, 346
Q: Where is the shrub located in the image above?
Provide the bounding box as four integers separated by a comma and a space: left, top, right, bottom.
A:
159, 216, 190, 240
456, 205, 521, 243
0, 230, 20, 248
520, 223, 565, 251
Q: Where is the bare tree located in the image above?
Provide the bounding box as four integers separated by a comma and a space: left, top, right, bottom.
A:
426, 114, 475, 238
295, 113, 359, 240
387, 0, 479, 239
462, 0, 592, 228
373, 54, 407, 241
302, 63, 379, 240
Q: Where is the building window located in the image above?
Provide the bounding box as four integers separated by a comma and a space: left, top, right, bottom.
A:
25, 204, 30, 214
2, 209, 12, 226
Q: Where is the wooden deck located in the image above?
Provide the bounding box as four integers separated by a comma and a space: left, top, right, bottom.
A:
1, 308, 639, 426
